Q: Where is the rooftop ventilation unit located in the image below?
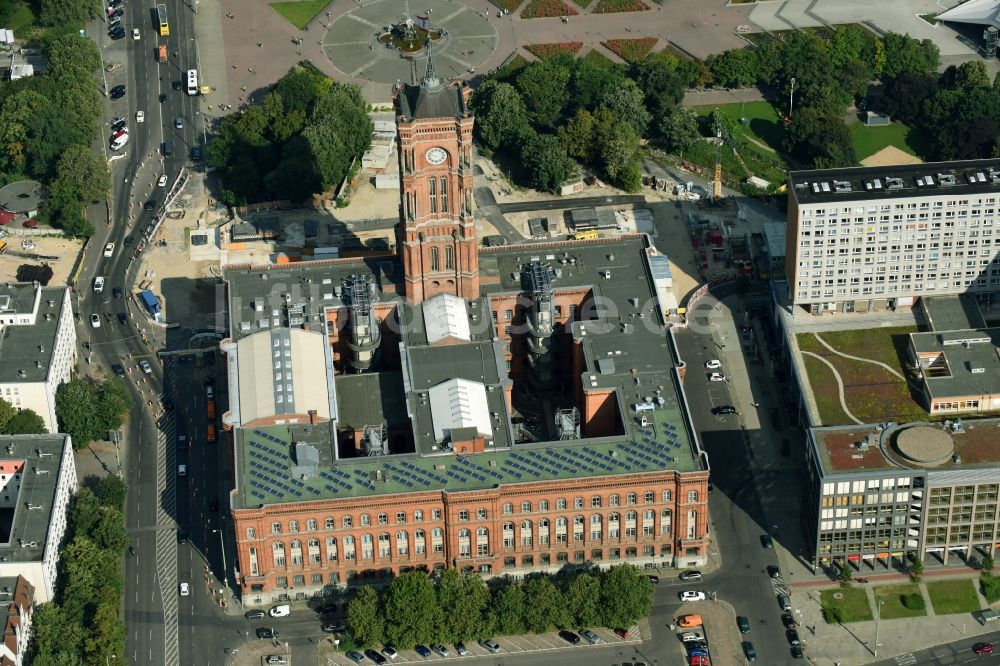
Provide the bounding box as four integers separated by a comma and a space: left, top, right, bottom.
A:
864, 179, 883, 191
834, 181, 852, 193
885, 177, 904, 190
938, 173, 957, 186
967, 171, 988, 183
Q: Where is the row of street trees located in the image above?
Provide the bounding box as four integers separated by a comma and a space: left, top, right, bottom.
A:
0, 29, 111, 236
207, 65, 373, 205
29, 476, 128, 665
55, 377, 132, 449
705, 28, 939, 169
473, 52, 689, 192
346, 565, 653, 649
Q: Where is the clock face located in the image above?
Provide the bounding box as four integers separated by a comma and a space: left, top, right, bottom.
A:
426, 147, 448, 165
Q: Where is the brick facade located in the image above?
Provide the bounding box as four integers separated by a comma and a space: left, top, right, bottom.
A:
232, 470, 709, 604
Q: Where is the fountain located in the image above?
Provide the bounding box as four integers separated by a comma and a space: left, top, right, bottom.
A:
378, 7, 442, 56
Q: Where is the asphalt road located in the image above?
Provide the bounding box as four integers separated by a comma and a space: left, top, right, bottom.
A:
870, 631, 1000, 665
673, 293, 801, 665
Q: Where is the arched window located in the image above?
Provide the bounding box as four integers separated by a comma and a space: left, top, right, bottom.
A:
458, 528, 471, 557
396, 531, 408, 556
591, 514, 602, 540
307, 519, 317, 531
538, 519, 550, 545
661, 509, 672, 535
431, 247, 440, 271
440, 177, 448, 212
378, 533, 391, 557
687, 510, 698, 539
627, 492, 637, 505
445, 246, 454, 270
503, 522, 515, 548
608, 512, 620, 539
273, 541, 286, 567
429, 176, 437, 213
308, 538, 321, 563
644, 491, 655, 503
289, 520, 299, 533
343, 535, 356, 560
476, 527, 489, 555
326, 537, 338, 561
325, 517, 334, 530
414, 529, 426, 554
290, 540, 302, 565
414, 509, 424, 522
520, 520, 533, 546
592, 496, 602, 508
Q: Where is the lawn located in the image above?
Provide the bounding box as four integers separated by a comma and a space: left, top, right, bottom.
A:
820, 588, 873, 623
602, 37, 658, 63
521, 0, 579, 18
873, 584, 927, 619
688, 101, 789, 187
525, 42, 584, 59
694, 101, 786, 154
926, 579, 981, 615
849, 122, 932, 162
571, 0, 594, 6
269, 0, 329, 30
580, 49, 616, 68
796, 327, 927, 425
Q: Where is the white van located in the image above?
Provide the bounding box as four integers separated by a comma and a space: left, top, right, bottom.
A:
268, 604, 290, 617
110, 132, 129, 150
93, 276, 105, 293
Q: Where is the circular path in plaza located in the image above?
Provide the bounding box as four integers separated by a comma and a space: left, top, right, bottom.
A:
323, 0, 498, 87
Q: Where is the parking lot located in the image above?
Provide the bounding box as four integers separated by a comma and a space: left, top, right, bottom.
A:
320, 626, 642, 665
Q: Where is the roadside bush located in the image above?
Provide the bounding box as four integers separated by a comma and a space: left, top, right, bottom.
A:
901, 593, 925, 610
981, 573, 1000, 603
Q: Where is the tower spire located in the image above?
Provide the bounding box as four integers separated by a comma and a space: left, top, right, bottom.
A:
421, 41, 441, 91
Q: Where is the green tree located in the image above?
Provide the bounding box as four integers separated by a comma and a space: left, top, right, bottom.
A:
56, 378, 130, 448
91, 507, 128, 552
881, 72, 938, 124
562, 573, 601, 627
4, 409, 47, 434
940, 60, 990, 92
783, 107, 856, 168
522, 577, 569, 633
97, 378, 132, 434
558, 109, 597, 163
838, 562, 853, 585
598, 79, 651, 135
46, 34, 101, 75
908, 559, 924, 582
828, 25, 868, 69
97, 475, 127, 511
706, 49, 759, 89
435, 570, 491, 642
630, 55, 685, 118
658, 107, 700, 155
69, 487, 101, 538
274, 65, 332, 115
51, 144, 111, 204
515, 59, 571, 128
521, 132, 573, 193
0, 398, 17, 432
347, 586, 385, 647
39, 0, 96, 28
0, 89, 50, 175
471, 80, 529, 152
491, 581, 525, 636
596, 114, 643, 191
383, 572, 442, 648
881, 32, 939, 79
599, 565, 654, 629
571, 57, 628, 111
83, 586, 125, 664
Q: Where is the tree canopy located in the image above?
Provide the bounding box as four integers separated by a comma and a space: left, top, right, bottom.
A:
55, 378, 132, 449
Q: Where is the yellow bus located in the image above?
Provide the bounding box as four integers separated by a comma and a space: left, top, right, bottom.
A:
572, 230, 599, 240
157, 3, 169, 36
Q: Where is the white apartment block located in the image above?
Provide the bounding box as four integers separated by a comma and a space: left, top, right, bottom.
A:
0, 283, 76, 432
786, 160, 1000, 314
0, 435, 76, 603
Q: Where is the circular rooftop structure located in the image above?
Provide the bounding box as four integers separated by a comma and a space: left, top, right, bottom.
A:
323, 0, 498, 87
893, 425, 955, 467
0, 180, 42, 214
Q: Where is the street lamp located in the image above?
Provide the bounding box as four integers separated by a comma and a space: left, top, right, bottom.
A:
212, 528, 228, 597
873, 597, 884, 658
788, 77, 796, 119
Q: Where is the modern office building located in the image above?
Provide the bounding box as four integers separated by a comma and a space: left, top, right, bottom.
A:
785, 159, 1000, 314
0, 435, 75, 602
0, 283, 76, 433
804, 419, 1000, 573
223, 61, 709, 605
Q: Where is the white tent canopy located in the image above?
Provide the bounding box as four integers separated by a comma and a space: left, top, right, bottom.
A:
937, 0, 1000, 28
428, 378, 492, 443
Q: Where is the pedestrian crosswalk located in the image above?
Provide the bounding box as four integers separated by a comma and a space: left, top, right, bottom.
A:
155, 370, 180, 666
895, 653, 917, 665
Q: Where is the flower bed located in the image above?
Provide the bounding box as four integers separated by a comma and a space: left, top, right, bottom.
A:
521, 0, 579, 19
602, 37, 658, 63
495, 0, 525, 11
594, 0, 649, 12
525, 42, 584, 59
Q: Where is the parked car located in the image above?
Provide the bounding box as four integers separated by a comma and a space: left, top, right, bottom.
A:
110, 84, 126, 99
430, 644, 449, 657
478, 639, 501, 654
143, 199, 157, 211
256, 627, 278, 639
704, 359, 721, 369
646, 574, 660, 584
112, 287, 123, 299
139, 360, 152, 374
680, 632, 705, 643
322, 624, 346, 633
767, 565, 782, 579
737, 616, 751, 634
117, 312, 127, 325
111, 363, 126, 378
975, 643, 995, 656
382, 647, 398, 660
245, 610, 267, 621
364, 649, 387, 665
265, 657, 287, 666
455, 642, 469, 656
781, 613, 797, 629
158, 174, 168, 187
791, 645, 804, 659
579, 629, 601, 644
787, 628, 801, 646
742, 641, 757, 662
708, 372, 726, 382
760, 534, 774, 548
613, 628, 629, 638
90, 313, 101, 328
413, 645, 432, 658
678, 570, 703, 582
111, 117, 127, 132
268, 604, 290, 617
136, 110, 144, 123
559, 630, 581, 645
711, 405, 738, 415
679, 591, 706, 602
346, 651, 365, 664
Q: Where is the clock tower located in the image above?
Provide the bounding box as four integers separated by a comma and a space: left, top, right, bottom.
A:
394, 48, 479, 305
